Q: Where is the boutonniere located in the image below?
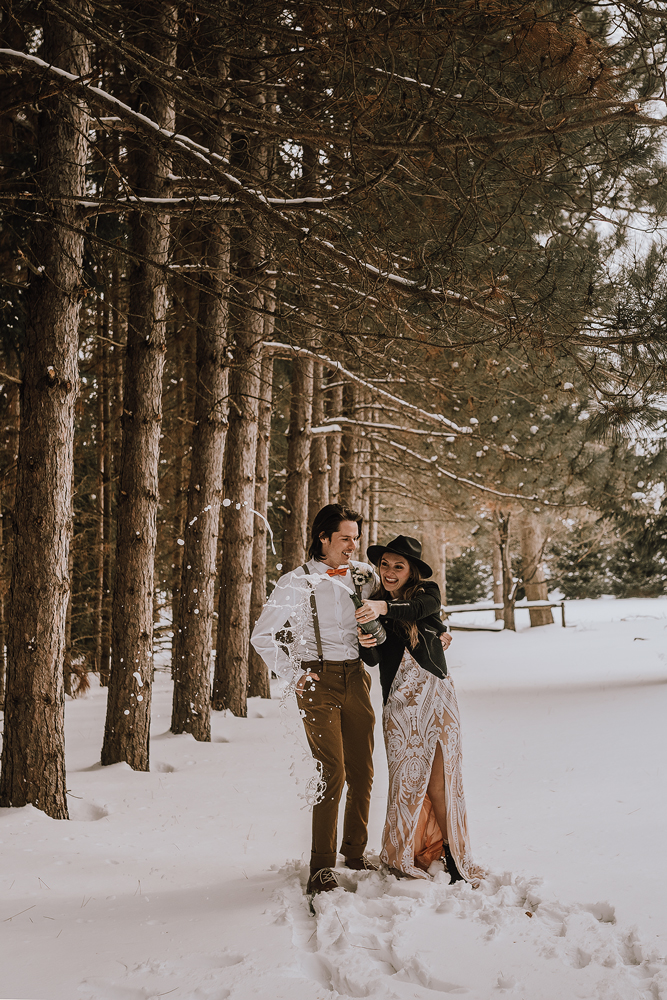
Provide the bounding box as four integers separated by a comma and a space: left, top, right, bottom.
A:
351, 563, 374, 588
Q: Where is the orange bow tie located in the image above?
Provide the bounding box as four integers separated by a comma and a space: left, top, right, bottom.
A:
326, 566, 349, 576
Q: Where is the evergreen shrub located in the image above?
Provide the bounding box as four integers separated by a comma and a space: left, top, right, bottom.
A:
446, 549, 492, 605
550, 531, 612, 600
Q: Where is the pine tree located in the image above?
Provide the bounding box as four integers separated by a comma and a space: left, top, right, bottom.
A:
609, 499, 667, 598
550, 522, 614, 600
445, 550, 492, 606
101, 4, 178, 770
0, 10, 89, 818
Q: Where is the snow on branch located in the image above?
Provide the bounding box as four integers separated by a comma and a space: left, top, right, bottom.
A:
0, 48, 503, 323
263, 341, 472, 434
383, 436, 571, 505
323, 416, 463, 437
65, 193, 342, 212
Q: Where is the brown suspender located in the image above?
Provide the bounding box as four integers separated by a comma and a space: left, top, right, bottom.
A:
302, 563, 324, 666
302, 563, 361, 667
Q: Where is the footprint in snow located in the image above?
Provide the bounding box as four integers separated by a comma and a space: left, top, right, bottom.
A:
271, 862, 667, 1000
67, 797, 109, 821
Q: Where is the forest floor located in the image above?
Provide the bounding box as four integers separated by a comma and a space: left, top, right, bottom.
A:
1, 597, 667, 1000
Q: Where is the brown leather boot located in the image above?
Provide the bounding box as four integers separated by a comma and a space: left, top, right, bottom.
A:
307, 867, 341, 894
344, 857, 379, 871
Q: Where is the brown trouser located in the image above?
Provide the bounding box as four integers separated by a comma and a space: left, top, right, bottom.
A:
297, 658, 375, 871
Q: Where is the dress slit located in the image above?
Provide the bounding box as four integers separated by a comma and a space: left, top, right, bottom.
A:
380, 651, 483, 883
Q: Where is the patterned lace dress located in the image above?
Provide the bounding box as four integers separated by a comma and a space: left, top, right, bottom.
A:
380, 650, 483, 883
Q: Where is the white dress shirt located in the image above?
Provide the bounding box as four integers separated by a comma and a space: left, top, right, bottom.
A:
250, 558, 378, 680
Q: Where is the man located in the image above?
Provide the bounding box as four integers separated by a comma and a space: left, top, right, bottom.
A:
251, 503, 379, 894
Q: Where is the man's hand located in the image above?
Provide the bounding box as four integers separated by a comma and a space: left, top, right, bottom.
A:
357, 626, 377, 647
355, 599, 387, 624
440, 632, 452, 651
296, 671, 320, 695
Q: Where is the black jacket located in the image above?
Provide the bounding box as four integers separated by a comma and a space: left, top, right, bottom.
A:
364, 581, 448, 703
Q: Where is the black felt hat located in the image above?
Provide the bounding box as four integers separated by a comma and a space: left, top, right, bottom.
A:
366, 535, 433, 579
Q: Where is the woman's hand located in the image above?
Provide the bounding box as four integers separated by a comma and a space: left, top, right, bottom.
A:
355, 599, 388, 624
440, 632, 452, 651
295, 671, 319, 695
357, 626, 377, 647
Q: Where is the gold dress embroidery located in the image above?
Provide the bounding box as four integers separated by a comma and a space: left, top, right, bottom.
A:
380, 651, 484, 883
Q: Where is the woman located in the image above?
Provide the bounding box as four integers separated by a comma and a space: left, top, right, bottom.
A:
356, 535, 483, 884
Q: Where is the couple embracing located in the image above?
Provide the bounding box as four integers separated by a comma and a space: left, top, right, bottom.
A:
251, 503, 484, 895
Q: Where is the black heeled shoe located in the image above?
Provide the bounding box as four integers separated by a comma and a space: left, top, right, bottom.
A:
442, 842, 465, 883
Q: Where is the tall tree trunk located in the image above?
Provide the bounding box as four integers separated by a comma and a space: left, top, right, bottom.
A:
169, 326, 188, 652
247, 51, 276, 702
101, 5, 177, 769
100, 258, 123, 686
0, 484, 5, 711
368, 406, 380, 548
496, 511, 516, 631
327, 381, 343, 501
167, 258, 198, 656
422, 519, 447, 603
0, 372, 19, 710
339, 383, 362, 508
211, 263, 263, 716
358, 392, 371, 559
308, 362, 329, 524
248, 349, 273, 699
94, 302, 106, 676
211, 43, 271, 718
171, 221, 230, 739
63, 534, 74, 698
0, 14, 89, 818
0, 0, 23, 712
492, 541, 503, 620
520, 511, 553, 626
282, 356, 313, 572
99, 315, 112, 684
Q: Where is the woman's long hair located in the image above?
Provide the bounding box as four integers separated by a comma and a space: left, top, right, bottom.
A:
371, 558, 424, 649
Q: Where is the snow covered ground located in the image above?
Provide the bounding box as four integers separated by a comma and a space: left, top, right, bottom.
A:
1, 597, 667, 1000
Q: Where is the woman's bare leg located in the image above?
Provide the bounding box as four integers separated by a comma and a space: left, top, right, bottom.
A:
426, 741, 449, 848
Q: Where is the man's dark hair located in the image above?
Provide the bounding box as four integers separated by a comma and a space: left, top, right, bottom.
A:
308, 503, 363, 560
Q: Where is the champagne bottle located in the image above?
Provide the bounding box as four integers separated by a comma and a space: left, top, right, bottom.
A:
350, 592, 386, 644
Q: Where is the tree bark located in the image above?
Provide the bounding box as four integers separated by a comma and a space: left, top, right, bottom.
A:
0, 14, 89, 818
496, 511, 516, 631
421, 520, 447, 603
94, 302, 106, 676
368, 406, 380, 548
247, 46, 276, 702
0, 485, 5, 711
248, 349, 273, 699
0, 370, 19, 709
210, 40, 272, 717
358, 392, 371, 558
170, 221, 230, 739
63, 531, 74, 698
339, 383, 362, 508
308, 362, 329, 525
100, 259, 122, 687
520, 511, 553, 626
282, 356, 313, 572
101, 5, 177, 769
211, 265, 263, 716
169, 324, 189, 652
492, 541, 504, 620
327, 382, 343, 502
167, 252, 198, 654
